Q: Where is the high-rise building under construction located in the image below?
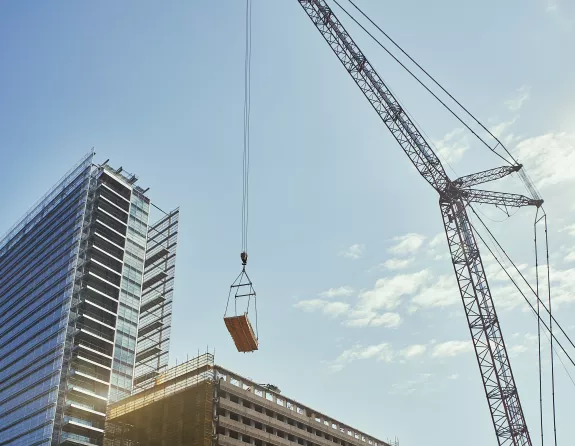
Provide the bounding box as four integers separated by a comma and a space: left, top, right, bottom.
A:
105, 353, 397, 446
0, 152, 179, 446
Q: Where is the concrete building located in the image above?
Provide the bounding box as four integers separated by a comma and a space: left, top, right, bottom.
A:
105, 353, 396, 446
0, 152, 179, 445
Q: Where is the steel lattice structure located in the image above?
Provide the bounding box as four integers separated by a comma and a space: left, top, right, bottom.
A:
297, 1, 541, 445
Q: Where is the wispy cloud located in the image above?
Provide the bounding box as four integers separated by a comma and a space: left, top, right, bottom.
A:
401, 344, 427, 358
545, 0, 558, 12
358, 269, 430, 311
389, 373, 433, 396
410, 275, 459, 310
427, 232, 448, 261
382, 257, 414, 270
319, 286, 355, 298
505, 85, 531, 112
560, 224, 575, 237
294, 299, 350, 317
329, 342, 394, 372
388, 233, 426, 256
428, 233, 444, 249
345, 310, 402, 328
340, 243, 365, 260
490, 117, 518, 139
434, 128, 469, 163
431, 340, 472, 358
329, 338, 477, 372
514, 132, 575, 188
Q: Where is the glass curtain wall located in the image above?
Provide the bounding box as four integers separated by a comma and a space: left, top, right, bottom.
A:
108, 189, 150, 403
0, 153, 94, 446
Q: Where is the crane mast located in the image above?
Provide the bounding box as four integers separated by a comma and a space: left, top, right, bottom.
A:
296, 1, 542, 445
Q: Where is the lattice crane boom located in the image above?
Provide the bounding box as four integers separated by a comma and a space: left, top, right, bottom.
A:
296, 1, 540, 445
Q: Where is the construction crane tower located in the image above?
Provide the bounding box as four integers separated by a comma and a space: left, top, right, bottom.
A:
296, 1, 542, 445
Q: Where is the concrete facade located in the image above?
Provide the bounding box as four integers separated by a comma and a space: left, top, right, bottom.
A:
105, 354, 394, 446
216, 367, 391, 446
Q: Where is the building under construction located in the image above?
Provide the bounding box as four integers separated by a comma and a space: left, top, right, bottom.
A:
105, 353, 396, 446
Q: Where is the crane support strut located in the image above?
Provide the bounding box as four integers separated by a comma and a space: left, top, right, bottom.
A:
297, 1, 538, 444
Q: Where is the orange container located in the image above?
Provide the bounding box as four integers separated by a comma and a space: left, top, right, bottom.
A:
224, 314, 258, 353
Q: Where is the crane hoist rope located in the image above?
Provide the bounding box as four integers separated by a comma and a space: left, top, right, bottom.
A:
224, 0, 259, 354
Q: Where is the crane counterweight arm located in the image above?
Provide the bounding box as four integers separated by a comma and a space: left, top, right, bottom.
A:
453, 165, 523, 188
461, 189, 543, 208
298, 0, 450, 193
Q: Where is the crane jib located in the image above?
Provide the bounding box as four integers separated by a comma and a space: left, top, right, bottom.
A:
306, 0, 449, 192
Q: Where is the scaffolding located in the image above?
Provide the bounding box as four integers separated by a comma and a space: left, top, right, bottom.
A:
133, 208, 180, 392
105, 353, 215, 446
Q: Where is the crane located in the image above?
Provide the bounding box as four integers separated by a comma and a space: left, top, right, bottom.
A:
295, 1, 542, 445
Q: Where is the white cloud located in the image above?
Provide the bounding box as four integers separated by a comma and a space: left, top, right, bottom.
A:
388, 233, 426, 256
510, 345, 528, 356
371, 312, 402, 328
319, 286, 355, 298
411, 275, 459, 309
490, 284, 526, 311
545, 267, 575, 307
490, 117, 518, 139
382, 257, 414, 270
401, 344, 427, 358
428, 233, 444, 249
514, 132, 575, 188
389, 373, 433, 396
434, 128, 469, 163
448, 374, 460, 380
561, 224, 575, 237
427, 232, 449, 261
340, 244, 365, 260
546, 0, 558, 12
565, 251, 575, 263
345, 310, 402, 328
329, 343, 394, 372
505, 86, 530, 112
431, 340, 472, 358
358, 270, 430, 311
293, 299, 350, 317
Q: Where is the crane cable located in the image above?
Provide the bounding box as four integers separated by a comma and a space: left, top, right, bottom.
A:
224, 0, 258, 342
331, 0, 570, 349
534, 209, 544, 446
543, 212, 558, 446
242, 0, 253, 256
330, 0, 515, 166
332, 0, 566, 435
468, 205, 575, 373
337, 0, 551, 204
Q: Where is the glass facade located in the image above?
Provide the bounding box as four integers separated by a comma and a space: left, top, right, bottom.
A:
0, 153, 93, 445
0, 155, 178, 446
108, 191, 150, 403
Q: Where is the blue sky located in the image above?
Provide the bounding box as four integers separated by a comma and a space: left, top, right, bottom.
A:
1, 1, 574, 445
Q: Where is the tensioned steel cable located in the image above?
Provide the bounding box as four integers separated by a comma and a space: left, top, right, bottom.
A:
471, 207, 575, 353
544, 214, 558, 446
534, 210, 544, 446
468, 206, 575, 370
343, 0, 522, 166
331, 0, 575, 357
340, 0, 549, 204
330, 0, 514, 165
241, 0, 253, 255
